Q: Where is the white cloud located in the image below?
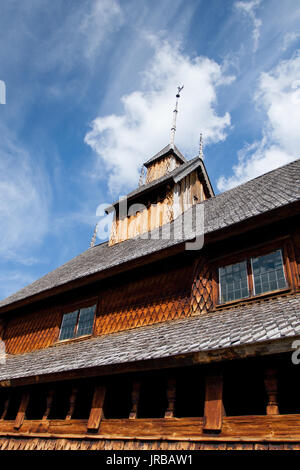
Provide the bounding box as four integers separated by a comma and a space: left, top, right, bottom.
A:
79, 0, 123, 60
35, 0, 123, 75
85, 39, 234, 194
218, 51, 300, 191
0, 126, 50, 261
281, 32, 300, 52
235, 0, 262, 52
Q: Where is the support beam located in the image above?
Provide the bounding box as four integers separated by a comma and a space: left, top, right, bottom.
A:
203, 372, 224, 432
66, 386, 78, 420
14, 391, 30, 430
42, 389, 54, 421
129, 381, 140, 419
0, 397, 9, 420
264, 368, 279, 415
165, 378, 176, 419
87, 384, 106, 431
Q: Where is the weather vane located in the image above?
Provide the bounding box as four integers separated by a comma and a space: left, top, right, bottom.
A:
170, 85, 184, 148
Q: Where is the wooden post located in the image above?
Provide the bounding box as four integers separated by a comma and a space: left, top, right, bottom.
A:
42, 389, 54, 421
165, 378, 176, 419
264, 368, 279, 415
129, 381, 140, 419
66, 386, 78, 420
0, 397, 9, 420
14, 391, 30, 430
203, 372, 224, 432
87, 384, 106, 431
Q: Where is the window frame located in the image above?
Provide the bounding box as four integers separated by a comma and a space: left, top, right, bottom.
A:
214, 240, 294, 307
58, 298, 98, 342
251, 249, 287, 296
218, 260, 250, 304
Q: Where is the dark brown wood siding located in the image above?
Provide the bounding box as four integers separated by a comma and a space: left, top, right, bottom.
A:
4, 256, 195, 355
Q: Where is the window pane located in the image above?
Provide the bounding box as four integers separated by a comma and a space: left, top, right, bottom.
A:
219, 261, 249, 303
252, 250, 287, 295
76, 305, 96, 337
59, 311, 78, 340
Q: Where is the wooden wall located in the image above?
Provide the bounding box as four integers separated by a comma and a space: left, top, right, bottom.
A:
145, 155, 180, 184
3, 220, 300, 356
3, 256, 195, 355
4, 306, 61, 355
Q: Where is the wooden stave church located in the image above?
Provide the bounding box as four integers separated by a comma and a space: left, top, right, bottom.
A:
0, 139, 299, 451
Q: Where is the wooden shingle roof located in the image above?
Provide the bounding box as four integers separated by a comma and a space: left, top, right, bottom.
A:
0, 159, 299, 312
0, 293, 299, 382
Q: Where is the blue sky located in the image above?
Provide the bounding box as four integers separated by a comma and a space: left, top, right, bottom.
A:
0, 0, 300, 299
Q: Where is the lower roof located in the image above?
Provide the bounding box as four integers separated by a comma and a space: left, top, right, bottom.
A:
0, 159, 299, 313
0, 293, 299, 382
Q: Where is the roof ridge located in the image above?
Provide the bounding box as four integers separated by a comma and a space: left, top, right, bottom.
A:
143, 143, 187, 167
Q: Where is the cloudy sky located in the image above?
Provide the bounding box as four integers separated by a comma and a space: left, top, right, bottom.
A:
0, 0, 300, 299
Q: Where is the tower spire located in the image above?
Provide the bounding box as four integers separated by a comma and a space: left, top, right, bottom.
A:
199, 133, 204, 159
138, 165, 145, 187
170, 85, 184, 148
90, 223, 98, 248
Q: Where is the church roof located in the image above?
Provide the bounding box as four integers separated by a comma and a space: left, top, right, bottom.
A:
0, 158, 299, 313
143, 144, 186, 168
0, 293, 299, 382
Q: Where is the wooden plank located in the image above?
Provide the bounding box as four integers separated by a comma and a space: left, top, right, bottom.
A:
87, 385, 106, 431
203, 372, 224, 432
14, 391, 30, 430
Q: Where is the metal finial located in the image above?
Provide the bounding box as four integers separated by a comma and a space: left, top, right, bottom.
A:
199, 133, 204, 159
170, 85, 184, 148
138, 165, 145, 187
90, 223, 98, 247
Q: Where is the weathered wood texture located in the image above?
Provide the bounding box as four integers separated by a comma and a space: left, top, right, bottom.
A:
3, 257, 194, 354
0, 436, 298, 450
4, 306, 61, 355
109, 189, 174, 246
87, 385, 106, 431
14, 392, 30, 430
190, 257, 213, 315
1, 415, 300, 449
109, 169, 206, 246
3, 227, 300, 356
94, 260, 194, 336
145, 156, 180, 184
203, 373, 224, 431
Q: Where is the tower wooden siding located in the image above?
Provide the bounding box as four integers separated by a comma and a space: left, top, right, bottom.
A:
109, 169, 207, 246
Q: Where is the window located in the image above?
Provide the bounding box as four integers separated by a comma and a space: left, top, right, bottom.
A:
251, 250, 287, 295
59, 305, 96, 341
218, 249, 287, 304
219, 261, 249, 303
